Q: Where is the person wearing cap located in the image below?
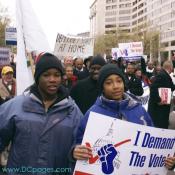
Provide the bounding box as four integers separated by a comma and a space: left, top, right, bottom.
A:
0, 53, 83, 174
70, 55, 106, 114
72, 64, 154, 161
0, 66, 16, 104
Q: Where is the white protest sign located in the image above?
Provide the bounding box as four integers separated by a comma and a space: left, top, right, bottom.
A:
0, 47, 10, 66
54, 33, 93, 61
118, 42, 143, 58
74, 112, 175, 175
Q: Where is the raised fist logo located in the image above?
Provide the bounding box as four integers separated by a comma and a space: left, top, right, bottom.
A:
97, 144, 117, 174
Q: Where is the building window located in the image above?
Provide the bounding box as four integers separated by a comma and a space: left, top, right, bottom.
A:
106, 0, 112, 3
119, 16, 131, 20
172, 1, 175, 8
133, 7, 137, 12
105, 24, 116, 28
105, 30, 116, 34
119, 23, 130, 27
112, 5, 117, 9
120, 0, 130, 2
119, 9, 131, 14
120, 3, 131, 8
132, 13, 137, 18
138, 17, 144, 23
171, 20, 175, 28
171, 40, 175, 46
106, 6, 112, 10
105, 11, 117, 16
138, 10, 144, 16
132, 21, 137, 25
133, 0, 137, 6
138, 3, 144, 9
105, 17, 116, 22
106, 0, 116, 4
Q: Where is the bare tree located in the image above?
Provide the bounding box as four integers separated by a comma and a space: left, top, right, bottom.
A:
94, 28, 160, 62
0, 3, 11, 46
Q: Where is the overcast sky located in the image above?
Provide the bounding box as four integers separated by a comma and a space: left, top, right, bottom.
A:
0, 0, 93, 49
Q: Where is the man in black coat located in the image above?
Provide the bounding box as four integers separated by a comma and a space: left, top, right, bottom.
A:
73, 58, 89, 80
148, 60, 175, 129
70, 55, 106, 114
125, 63, 143, 96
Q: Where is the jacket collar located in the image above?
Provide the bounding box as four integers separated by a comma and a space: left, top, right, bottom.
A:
99, 93, 139, 111
22, 84, 70, 114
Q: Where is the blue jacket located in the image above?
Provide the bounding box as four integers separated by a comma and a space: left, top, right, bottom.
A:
76, 93, 153, 144
0, 91, 83, 174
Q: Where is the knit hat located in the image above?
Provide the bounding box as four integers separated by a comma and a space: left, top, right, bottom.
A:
34, 53, 63, 84
89, 55, 106, 67
98, 64, 126, 93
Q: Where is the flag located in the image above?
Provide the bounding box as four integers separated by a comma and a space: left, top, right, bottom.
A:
16, 0, 51, 95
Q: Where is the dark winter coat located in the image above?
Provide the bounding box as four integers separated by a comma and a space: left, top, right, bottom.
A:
73, 67, 89, 80
125, 74, 144, 96
148, 69, 175, 128
70, 77, 99, 114
0, 85, 83, 174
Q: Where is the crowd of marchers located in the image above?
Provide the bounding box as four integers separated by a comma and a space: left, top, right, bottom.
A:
0, 53, 175, 175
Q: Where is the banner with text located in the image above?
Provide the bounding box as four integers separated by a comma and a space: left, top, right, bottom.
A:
111, 43, 143, 61
74, 112, 175, 175
54, 33, 93, 61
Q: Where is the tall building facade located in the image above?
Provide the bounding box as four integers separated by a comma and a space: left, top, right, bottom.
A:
90, 0, 132, 38
147, 0, 175, 59
90, 0, 175, 60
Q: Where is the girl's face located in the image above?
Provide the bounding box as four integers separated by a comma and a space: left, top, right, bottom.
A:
103, 74, 124, 101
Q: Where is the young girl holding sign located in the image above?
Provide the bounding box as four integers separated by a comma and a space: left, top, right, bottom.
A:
72, 63, 175, 171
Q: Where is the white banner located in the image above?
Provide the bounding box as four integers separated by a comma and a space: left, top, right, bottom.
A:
74, 112, 175, 175
118, 42, 143, 58
16, 0, 51, 95
111, 48, 122, 60
54, 33, 93, 61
